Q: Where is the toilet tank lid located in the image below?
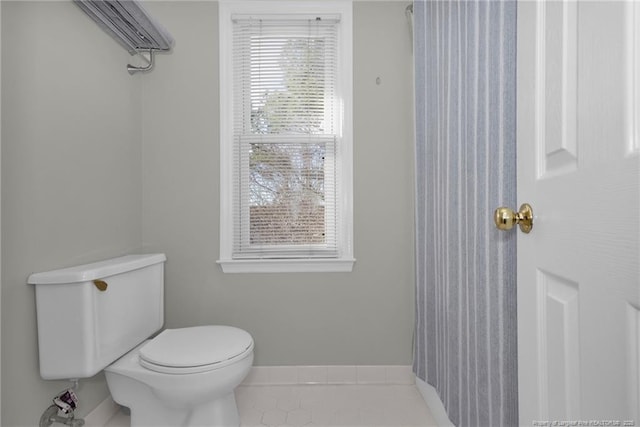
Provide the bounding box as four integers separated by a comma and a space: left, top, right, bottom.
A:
27, 254, 167, 285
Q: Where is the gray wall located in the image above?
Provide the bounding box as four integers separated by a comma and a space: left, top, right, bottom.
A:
1, 1, 414, 425
1, 2, 142, 425
141, 1, 415, 367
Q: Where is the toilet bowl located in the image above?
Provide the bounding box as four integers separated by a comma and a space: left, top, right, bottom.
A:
105, 325, 254, 427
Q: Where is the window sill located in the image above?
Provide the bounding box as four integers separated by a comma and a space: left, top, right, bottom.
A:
217, 258, 356, 273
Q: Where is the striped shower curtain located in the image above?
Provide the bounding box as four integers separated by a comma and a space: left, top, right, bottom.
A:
412, 1, 518, 426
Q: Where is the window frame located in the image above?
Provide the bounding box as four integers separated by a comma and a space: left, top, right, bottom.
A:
218, 0, 354, 273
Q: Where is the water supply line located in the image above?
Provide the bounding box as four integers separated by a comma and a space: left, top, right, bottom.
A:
39, 381, 85, 427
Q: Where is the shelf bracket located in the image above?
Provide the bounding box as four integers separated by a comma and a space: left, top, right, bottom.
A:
127, 49, 156, 75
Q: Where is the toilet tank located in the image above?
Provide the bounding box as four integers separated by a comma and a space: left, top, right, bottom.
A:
28, 254, 166, 380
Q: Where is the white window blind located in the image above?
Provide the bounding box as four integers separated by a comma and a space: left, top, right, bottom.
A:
232, 15, 341, 259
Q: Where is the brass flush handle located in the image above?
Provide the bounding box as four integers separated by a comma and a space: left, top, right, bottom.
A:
494, 203, 534, 234
93, 280, 108, 292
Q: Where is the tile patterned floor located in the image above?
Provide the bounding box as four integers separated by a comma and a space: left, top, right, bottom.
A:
105, 384, 438, 427
237, 384, 437, 427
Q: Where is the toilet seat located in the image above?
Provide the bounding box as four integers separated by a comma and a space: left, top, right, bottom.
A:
138, 325, 254, 374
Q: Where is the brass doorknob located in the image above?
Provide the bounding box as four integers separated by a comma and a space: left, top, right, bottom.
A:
494, 203, 533, 233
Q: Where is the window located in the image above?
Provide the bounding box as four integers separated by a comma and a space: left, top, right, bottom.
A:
218, 1, 354, 273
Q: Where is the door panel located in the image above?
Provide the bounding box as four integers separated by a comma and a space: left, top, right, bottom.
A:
629, 1, 640, 156
540, 0, 578, 178
627, 303, 640, 422
538, 271, 581, 421
517, 0, 640, 424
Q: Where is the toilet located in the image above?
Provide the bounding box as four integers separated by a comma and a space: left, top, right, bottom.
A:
28, 254, 253, 427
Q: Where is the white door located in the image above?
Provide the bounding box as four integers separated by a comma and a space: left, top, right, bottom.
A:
515, 0, 640, 425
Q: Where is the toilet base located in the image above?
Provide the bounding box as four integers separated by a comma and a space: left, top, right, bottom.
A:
105, 341, 253, 427
126, 391, 239, 427
186, 393, 239, 427
108, 367, 242, 427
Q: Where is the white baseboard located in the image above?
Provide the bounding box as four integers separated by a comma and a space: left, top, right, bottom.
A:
241, 365, 415, 386
415, 377, 455, 427
83, 395, 120, 427
83, 369, 449, 427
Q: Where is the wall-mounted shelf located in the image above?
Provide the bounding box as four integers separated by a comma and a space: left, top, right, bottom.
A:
74, 0, 174, 74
